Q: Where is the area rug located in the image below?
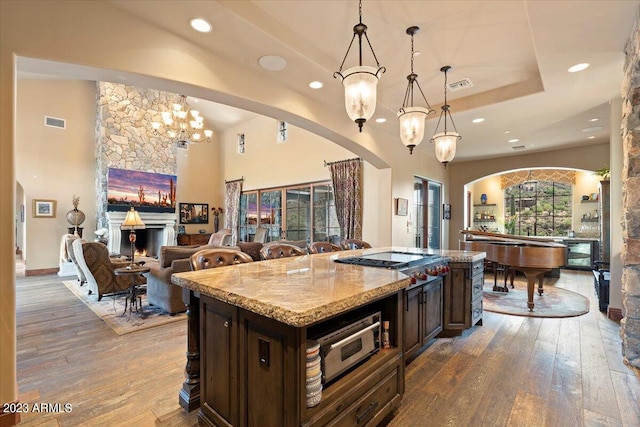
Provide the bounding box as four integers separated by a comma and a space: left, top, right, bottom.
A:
63, 280, 186, 335
483, 278, 589, 318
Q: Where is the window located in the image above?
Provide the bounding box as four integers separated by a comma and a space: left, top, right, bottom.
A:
413, 178, 442, 249
504, 180, 572, 236
239, 181, 337, 243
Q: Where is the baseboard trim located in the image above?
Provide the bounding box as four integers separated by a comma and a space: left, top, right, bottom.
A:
608, 307, 623, 322
0, 402, 21, 427
26, 267, 59, 276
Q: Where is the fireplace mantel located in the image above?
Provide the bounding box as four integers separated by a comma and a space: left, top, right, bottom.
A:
106, 211, 177, 255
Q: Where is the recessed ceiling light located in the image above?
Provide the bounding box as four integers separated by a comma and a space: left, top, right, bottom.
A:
589, 117, 600, 122
582, 126, 603, 133
568, 63, 589, 73
190, 18, 212, 33
472, 118, 485, 124
309, 81, 323, 89
508, 138, 520, 143
587, 135, 596, 139
375, 118, 387, 123
504, 130, 510, 134
258, 55, 287, 71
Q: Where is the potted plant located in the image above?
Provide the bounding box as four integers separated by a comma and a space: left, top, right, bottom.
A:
594, 166, 610, 181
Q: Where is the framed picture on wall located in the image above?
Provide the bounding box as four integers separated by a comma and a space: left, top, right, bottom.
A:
443, 203, 451, 220
179, 203, 209, 224
396, 198, 408, 216
32, 199, 56, 218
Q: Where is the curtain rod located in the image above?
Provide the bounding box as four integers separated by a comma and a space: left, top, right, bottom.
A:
324, 157, 362, 167
225, 176, 244, 184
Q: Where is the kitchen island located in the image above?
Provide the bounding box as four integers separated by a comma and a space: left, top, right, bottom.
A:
172, 247, 484, 426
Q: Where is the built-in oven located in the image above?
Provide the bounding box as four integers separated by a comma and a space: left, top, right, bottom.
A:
316, 311, 381, 384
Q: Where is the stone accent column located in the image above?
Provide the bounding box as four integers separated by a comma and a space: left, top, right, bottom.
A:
95, 82, 179, 228
621, 6, 640, 368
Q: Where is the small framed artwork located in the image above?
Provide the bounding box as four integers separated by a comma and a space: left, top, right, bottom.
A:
179, 203, 209, 224
177, 225, 186, 234
443, 203, 451, 220
237, 133, 245, 154
277, 120, 288, 143
396, 198, 408, 216
33, 199, 57, 218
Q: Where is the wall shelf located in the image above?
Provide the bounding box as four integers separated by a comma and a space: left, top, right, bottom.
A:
473, 203, 497, 207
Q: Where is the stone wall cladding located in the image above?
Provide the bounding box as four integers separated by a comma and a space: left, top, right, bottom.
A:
621, 5, 640, 368
95, 82, 178, 228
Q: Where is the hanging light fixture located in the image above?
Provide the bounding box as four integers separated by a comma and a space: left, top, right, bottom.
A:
334, 0, 385, 132
430, 66, 462, 167
152, 95, 213, 147
398, 26, 435, 154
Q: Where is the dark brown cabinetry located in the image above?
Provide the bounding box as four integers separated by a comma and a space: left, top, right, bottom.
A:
403, 277, 443, 360
198, 291, 404, 426
439, 260, 483, 337
177, 233, 211, 246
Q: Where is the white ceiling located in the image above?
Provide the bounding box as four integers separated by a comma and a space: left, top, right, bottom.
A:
19, 1, 640, 161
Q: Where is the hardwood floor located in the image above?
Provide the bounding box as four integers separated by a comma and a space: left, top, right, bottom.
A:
14, 269, 640, 426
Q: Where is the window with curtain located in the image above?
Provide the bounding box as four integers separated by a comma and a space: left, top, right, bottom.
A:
238, 181, 337, 243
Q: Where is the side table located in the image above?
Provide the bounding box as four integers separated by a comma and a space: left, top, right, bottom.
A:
114, 266, 151, 317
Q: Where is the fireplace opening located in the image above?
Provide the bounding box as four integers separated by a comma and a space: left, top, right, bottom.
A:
120, 228, 162, 259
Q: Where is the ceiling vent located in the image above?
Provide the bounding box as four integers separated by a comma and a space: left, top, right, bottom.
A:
511, 145, 526, 151
447, 78, 473, 92
45, 116, 66, 129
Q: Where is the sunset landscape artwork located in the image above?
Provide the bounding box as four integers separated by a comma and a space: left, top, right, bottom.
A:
107, 167, 177, 212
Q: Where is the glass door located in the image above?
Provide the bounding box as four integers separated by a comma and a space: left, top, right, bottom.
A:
413, 177, 442, 249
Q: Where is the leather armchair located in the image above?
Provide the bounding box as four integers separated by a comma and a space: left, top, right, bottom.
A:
260, 243, 306, 260
72, 240, 145, 301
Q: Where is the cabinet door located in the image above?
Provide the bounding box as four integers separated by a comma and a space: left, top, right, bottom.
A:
442, 265, 471, 330
403, 286, 422, 359
422, 278, 443, 342
200, 297, 238, 426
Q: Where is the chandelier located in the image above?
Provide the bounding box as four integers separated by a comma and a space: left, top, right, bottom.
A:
430, 66, 462, 167
398, 26, 435, 155
152, 95, 213, 147
334, 0, 385, 132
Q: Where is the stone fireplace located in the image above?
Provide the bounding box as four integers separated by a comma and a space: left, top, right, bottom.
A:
106, 211, 176, 258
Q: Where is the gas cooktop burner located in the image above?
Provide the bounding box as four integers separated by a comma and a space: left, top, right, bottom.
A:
334, 251, 440, 270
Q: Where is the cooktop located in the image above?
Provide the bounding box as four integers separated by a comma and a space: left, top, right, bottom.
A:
334, 251, 440, 270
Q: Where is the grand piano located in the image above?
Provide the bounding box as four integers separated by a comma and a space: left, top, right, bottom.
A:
460, 230, 567, 311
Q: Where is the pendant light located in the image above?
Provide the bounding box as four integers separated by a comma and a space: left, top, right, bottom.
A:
431, 66, 462, 167
398, 26, 435, 154
334, 0, 385, 132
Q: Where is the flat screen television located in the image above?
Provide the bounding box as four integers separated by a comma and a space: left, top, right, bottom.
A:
107, 167, 177, 213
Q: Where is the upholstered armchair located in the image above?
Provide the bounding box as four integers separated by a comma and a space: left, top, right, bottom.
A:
65, 234, 86, 284
259, 243, 306, 260
73, 240, 146, 301
253, 227, 269, 243
190, 248, 254, 270
208, 228, 232, 246
308, 241, 343, 254
341, 239, 372, 250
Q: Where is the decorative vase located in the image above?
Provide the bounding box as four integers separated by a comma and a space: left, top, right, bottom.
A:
214, 216, 219, 233
66, 208, 85, 228
480, 193, 488, 205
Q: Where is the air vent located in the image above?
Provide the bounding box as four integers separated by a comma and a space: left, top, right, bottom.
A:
447, 78, 473, 92
45, 116, 66, 129
511, 145, 526, 151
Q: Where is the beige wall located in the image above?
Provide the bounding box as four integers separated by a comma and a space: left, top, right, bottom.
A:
16, 80, 98, 272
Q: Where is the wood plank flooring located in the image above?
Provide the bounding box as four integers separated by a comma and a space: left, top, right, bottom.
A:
14, 268, 640, 426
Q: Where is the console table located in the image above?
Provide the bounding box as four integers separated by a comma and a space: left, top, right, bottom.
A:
177, 233, 211, 246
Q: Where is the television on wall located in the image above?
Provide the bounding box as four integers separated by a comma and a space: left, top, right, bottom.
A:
107, 167, 177, 213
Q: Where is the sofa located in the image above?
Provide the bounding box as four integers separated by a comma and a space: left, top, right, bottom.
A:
144, 239, 310, 314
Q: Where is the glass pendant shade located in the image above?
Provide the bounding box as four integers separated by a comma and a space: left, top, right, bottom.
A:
398, 107, 430, 154
432, 131, 459, 164
340, 66, 382, 124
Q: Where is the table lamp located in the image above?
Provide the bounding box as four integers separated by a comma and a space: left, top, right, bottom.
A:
121, 207, 145, 268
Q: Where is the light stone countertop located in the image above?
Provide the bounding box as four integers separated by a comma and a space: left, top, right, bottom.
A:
171, 247, 486, 327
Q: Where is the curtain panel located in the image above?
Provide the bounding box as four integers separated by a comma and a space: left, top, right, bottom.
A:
329, 159, 363, 240
224, 180, 243, 245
